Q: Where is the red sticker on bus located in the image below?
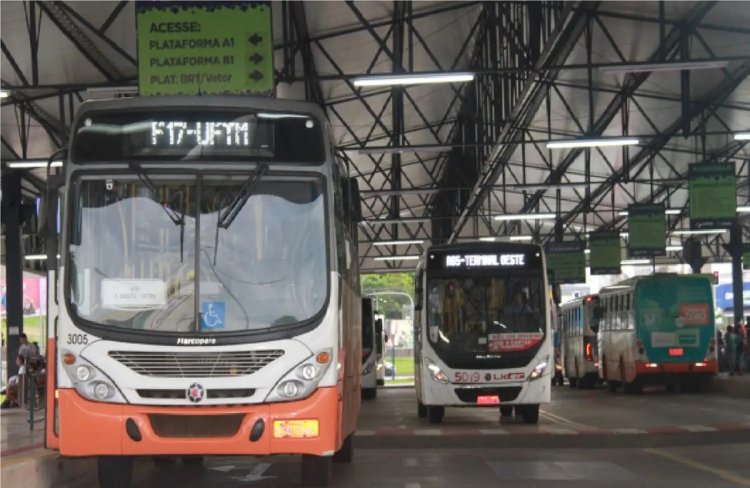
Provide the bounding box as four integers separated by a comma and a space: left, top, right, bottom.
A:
679, 304, 710, 326
488, 333, 543, 352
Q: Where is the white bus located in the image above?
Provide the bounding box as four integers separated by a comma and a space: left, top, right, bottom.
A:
374, 312, 386, 386
43, 96, 363, 487
361, 298, 379, 399
559, 295, 600, 388
414, 243, 552, 424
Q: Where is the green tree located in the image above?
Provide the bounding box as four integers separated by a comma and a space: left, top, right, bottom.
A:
361, 273, 414, 318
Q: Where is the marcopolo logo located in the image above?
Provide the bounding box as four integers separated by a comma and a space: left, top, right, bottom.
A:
176, 337, 217, 346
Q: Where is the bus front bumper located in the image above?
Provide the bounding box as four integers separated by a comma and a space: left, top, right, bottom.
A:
421, 374, 551, 407
57, 387, 340, 457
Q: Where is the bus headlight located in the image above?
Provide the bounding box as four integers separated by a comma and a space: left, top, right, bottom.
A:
425, 358, 449, 384
61, 349, 126, 404
266, 349, 333, 403
528, 355, 550, 381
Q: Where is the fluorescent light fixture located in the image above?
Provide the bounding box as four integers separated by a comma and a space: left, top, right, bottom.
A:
257, 112, 310, 119
479, 237, 496, 242
666, 245, 683, 252
547, 137, 639, 149
621, 259, 651, 265
671, 229, 727, 236
373, 256, 421, 261
373, 239, 424, 246
86, 85, 138, 96
7, 160, 63, 169
619, 208, 681, 216
494, 213, 556, 222
352, 72, 475, 87
24, 254, 47, 261
509, 235, 533, 242
600, 60, 729, 74
737, 206, 750, 213
620, 232, 629, 238
735, 133, 750, 141
354, 145, 452, 155
0, 90, 9, 98
584, 249, 591, 254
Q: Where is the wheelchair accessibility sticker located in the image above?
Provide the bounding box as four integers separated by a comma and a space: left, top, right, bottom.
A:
200, 301, 225, 330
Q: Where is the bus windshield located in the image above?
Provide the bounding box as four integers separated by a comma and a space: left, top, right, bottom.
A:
68, 174, 327, 334
427, 275, 545, 354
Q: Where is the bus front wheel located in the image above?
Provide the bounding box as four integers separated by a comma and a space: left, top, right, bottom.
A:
499, 405, 513, 418
98, 456, 133, 488
427, 406, 444, 424
333, 433, 353, 463
568, 377, 578, 388
301, 454, 332, 486
417, 401, 427, 418
521, 404, 540, 424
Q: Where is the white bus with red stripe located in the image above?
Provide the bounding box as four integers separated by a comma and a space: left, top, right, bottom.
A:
413, 243, 552, 424
559, 295, 601, 388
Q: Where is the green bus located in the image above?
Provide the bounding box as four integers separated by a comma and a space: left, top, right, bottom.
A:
598, 274, 717, 393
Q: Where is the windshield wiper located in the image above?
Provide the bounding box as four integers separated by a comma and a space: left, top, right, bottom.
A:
217, 163, 269, 229
128, 161, 186, 262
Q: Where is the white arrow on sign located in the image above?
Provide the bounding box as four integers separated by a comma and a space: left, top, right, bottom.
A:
231, 463, 274, 482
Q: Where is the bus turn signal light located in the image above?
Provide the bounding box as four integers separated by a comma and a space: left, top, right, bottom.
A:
585, 343, 593, 362
316, 352, 331, 364
63, 353, 76, 365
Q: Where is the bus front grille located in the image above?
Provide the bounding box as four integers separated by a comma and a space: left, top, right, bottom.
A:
109, 350, 284, 377
137, 388, 255, 400
454, 386, 522, 403
149, 414, 244, 438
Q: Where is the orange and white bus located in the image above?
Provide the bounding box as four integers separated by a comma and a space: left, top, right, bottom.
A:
43, 96, 362, 487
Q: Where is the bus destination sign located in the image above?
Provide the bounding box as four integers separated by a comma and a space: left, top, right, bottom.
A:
444, 253, 526, 268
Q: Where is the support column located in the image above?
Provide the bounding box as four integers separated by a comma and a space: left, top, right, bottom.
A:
1, 172, 24, 377
729, 219, 745, 330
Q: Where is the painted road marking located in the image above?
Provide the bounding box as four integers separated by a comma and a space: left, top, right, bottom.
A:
645, 448, 750, 487
542, 426, 579, 435
405, 483, 422, 488
611, 428, 647, 435
488, 461, 636, 480
356, 430, 376, 436
680, 425, 717, 433
479, 428, 509, 435
404, 457, 419, 467
414, 429, 442, 436
541, 410, 593, 430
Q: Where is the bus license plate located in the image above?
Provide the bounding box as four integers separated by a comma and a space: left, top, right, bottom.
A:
477, 395, 500, 405
273, 420, 319, 439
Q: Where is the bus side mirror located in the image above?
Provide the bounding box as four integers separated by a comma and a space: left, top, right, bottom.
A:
346, 177, 362, 223
375, 319, 384, 354
593, 306, 604, 320
39, 175, 65, 269
414, 271, 423, 311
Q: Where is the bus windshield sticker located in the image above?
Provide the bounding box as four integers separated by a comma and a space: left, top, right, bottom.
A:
487, 332, 543, 352
101, 279, 167, 309
200, 301, 226, 330
650, 332, 677, 348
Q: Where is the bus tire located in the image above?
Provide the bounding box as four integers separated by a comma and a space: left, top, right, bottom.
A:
301, 454, 332, 487
417, 401, 427, 418
623, 380, 643, 395
499, 405, 513, 418
568, 377, 578, 388
427, 406, 444, 424
362, 388, 377, 400
607, 381, 619, 393
98, 456, 133, 488
333, 434, 353, 463
521, 405, 540, 424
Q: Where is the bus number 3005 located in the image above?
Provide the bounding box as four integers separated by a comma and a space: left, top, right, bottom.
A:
66, 334, 89, 345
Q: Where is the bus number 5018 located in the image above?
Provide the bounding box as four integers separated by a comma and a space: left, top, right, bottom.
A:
454, 371, 481, 383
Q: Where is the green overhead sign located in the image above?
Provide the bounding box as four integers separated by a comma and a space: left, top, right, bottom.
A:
136, 2, 273, 96
628, 204, 665, 257
545, 242, 586, 284
589, 232, 621, 275
689, 162, 736, 229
